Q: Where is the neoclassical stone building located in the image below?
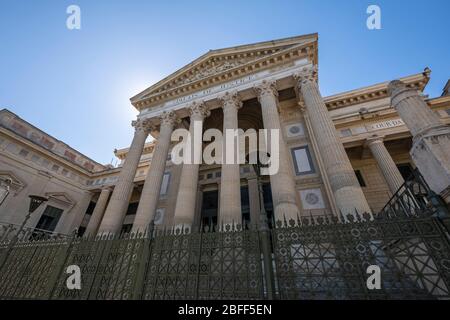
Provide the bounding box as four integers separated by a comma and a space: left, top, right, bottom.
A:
1, 33, 450, 236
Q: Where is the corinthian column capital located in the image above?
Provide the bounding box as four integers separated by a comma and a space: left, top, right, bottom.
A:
254, 80, 278, 101
293, 65, 318, 88
160, 111, 180, 128
132, 118, 154, 134
188, 100, 210, 120
219, 91, 242, 111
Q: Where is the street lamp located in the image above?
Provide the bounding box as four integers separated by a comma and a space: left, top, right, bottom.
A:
0, 178, 12, 206
0, 194, 48, 272
246, 151, 276, 298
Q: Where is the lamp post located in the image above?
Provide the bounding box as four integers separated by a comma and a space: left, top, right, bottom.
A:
0, 194, 48, 272
246, 151, 270, 228
246, 151, 276, 299
0, 178, 12, 206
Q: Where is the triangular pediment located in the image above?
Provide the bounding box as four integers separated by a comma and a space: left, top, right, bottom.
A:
45, 192, 76, 211
131, 33, 318, 109
0, 170, 27, 194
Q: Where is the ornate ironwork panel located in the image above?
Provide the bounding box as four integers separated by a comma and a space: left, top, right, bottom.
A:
142, 225, 264, 300
272, 214, 450, 300
0, 238, 70, 299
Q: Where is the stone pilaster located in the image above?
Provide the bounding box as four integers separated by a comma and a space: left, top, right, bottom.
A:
219, 91, 242, 226
366, 135, 405, 194
389, 79, 450, 202
173, 101, 210, 230
295, 66, 372, 216
98, 119, 152, 234
132, 111, 179, 233
85, 187, 112, 235
255, 80, 300, 221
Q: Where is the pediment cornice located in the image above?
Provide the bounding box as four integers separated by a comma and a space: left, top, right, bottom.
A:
45, 191, 76, 212
131, 34, 318, 110
324, 68, 431, 110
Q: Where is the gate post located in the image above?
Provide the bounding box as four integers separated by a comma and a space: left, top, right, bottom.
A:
259, 215, 276, 299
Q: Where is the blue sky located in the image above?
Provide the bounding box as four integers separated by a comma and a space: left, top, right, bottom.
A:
0, 0, 449, 165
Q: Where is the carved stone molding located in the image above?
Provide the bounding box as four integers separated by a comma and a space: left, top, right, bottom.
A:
219, 91, 242, 111
44, 191, 76, 213
293, 65, 318, 87
0, 171, 26, 196
160, 111, 180, 128
254, 80, 278, 101
188, 101, 211, 120
364, 134, 385, 149
132, 118, 154, 134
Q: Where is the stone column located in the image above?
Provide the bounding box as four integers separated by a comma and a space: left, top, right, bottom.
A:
295, 66, 372, 216
85, 187, 112, 235
255, 80, 300, 222
219, 92, 242, 226
366, 135, 405, 194
389, 80, 450, 202
98, 119, 152, 234
132, 111, 179, 232
173, 101, 210, 230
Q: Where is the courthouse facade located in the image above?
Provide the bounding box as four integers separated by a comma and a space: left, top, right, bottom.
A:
1, 33, 450, 236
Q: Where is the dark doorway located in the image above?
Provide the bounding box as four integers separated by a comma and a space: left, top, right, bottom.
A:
397, 163, 414, 180
262, 183, 275, 228
200, 190, 218, 230
241, 186, 250, 227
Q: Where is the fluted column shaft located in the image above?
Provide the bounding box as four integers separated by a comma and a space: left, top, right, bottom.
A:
366, 136, 405, 194
98, 119, 151, 233
173, 102, 210, 229
255, 81, 300, 221
389, 80, 443, 137
389, 80, 450, 201
295, 66, 372, 216
85, 187, 112, 235
132, 112, 179, 232
219, 92, 242, 225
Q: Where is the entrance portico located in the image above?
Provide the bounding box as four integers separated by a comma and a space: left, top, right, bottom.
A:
97, 34, 385, 234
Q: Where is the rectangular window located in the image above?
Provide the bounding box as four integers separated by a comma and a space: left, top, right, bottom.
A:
291, 146, 315, 175
35, 205, 63, 232
160, 172, 171, 196
51, 164, 60, 172
340, 129, 352, 137
41, 158, 50, 168
354, 170, 366, 187
19, 149, 29, 158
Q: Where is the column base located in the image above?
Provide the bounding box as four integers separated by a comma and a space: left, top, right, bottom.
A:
274, 201, 300, 224
334, 186, 372, 218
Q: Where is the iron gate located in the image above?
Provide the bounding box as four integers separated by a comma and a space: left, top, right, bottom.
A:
1, 170, 450, 300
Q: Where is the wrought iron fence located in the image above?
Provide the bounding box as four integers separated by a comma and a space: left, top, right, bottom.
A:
0, 171, 449, 300
0, 212, 449, 300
